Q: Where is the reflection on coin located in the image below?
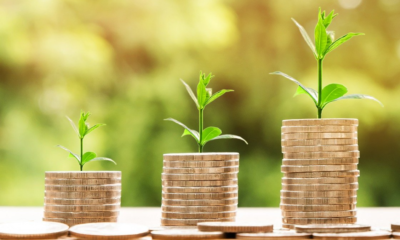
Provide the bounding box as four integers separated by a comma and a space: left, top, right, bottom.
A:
69, 222, 149, 239
44, 217, 117, 226
162, 173, 238, 181
45, 178, 121, 185
282, 138, 358, 147
164, 160, 239, 168
44, 204, 120, 212
44, 197, 120, 205
0, 222, 69, 238
281, 125, 357, 133
282, 119, 358, 126
45, 184, 121, 192
280, 190, 357, 198
282, 145, 358, 153
282, 210, 356, 218
283, 217, 357, 225
284, 171, 360, 178
283, 158, 359, 165
162, 180, 237, 187
163, 167, 239, 174
280, 204, 356, 212
237, 231, 311, 239
197, 222, 273, 233
282, 177, 358, 184
280, 197, 357, 205
313, 230, 391, 239
162, 192, 237, 200
161, 218, 234, 226
163, 153, 239, 161
282, 132, 357, 140
162, 186, 238, 193
45, 191, 121, 199
161, 205, 237, 213
44, 210, 119, 218
295, 224, 371, 233
152, 229, 224, 239
162, 198, 238, 206
392, 232, 400, 239
162, 211, 236, 219
283, 152, 360, 159
281, 183, 359, 191
45, 171, 121, 179
282, 165, 358, 172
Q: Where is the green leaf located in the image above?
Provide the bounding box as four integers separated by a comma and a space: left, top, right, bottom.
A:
324, 33, 364, 55
78, 112, 89, 138
83, 157, 117, 166
201, 127, 222, 145
207, 134, 248, 145
322, 10, 337, 28
326, 31, 334, 48
293, 86, 318, 104
270, 71, 318, 104
164, 118, 200, 142
66, 116, 79, 138
57, 145, 80, 164
197, 81, 209, 109
81, 152, 97, 165
180, 79, 199, 109
205, 89, 233, 106
332, 94, 383, 107
182, 129, 200, 142
320, 83, 348, 108
201, 72, 213, 87
314, 10, 328, 59
292, 18, 317, 58
85, 123, 105, 136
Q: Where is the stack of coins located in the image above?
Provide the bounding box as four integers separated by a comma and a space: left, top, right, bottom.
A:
161, 153, 239, 226
43, 171, 121, 226
280, 119, 359, 229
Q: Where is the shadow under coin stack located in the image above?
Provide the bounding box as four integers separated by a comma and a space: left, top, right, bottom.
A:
280, 119, 359, 229
161, 153, 239, 226
43, 171, 121, 226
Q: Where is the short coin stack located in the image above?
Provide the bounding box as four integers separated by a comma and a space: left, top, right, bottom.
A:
161, 153, 239, 226
43, 171, 121, 226
280, 119, 359, 229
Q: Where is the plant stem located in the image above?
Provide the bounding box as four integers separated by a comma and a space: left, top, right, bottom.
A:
199, 108, 204, 153
80, 137, 83, 171
317, 58, 323, 119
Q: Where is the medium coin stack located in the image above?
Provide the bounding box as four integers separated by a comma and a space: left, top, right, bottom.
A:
280, 119, 359, 229
161, 153, 239, 226
43, 171, 121, 226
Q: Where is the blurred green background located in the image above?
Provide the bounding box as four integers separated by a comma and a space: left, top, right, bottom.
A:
0, 0, 397, 207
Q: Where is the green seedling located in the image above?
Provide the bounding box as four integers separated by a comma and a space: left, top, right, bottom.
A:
58, 111, 116, 171
271, 8, 382, 118
165, 72, 248, 153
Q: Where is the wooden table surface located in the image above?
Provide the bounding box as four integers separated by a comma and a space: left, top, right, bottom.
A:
0, 207, 397, 230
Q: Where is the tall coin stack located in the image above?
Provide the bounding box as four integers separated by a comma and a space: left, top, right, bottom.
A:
161, 153, 239, 226
43, 171, 121, 226
280, 119, 359, 229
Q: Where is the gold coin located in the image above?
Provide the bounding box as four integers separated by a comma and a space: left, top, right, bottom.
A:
163, 153, 239, 161
164, 160, 239, 168
162, 180, 237, 187
152, 229, 225, 239
281, 183, 359, 191
282, 158, 359, 165
283, 217, 357, 225
162, 192, 237, 200
295, 224, 371, 233
161, 205, 237, 213
163, 167, 239, 174
162, 211, 236, 219
161, 217, 234, 226
282, 125, 357, 133
283, 152, 360, 159
282, 211, 356, 218
162, 173, 238, 181
392, 232, 400, 239
69, 223, 149, 239
282, 177, 358, 184
282, 224, 295, 229
44, 204, 120, 212
45, 191, 121, 199
313, 230, 391, 240
237, 232, 311, 239
282, 138, 358, 147
44, 210, 119, 218
392, 223, 400, 232
45, 171, 121, 179
280, 197, 357, 205
280, 204, 356, 212
45, 178, 121, 185
44, 197, 120, 205
282, 132, 357, 140
43, 217, 117, 227
45, 184, 121, 192
282, 145, 358, 153
280, 190, 357, 198
162, 186, 238, 193
0, 222, 69, 239
197, 222, 273, 233
281, 165, 358, 173
282, 119, 358, 126
162, 198, 238, 206
284, 170, 360, 178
